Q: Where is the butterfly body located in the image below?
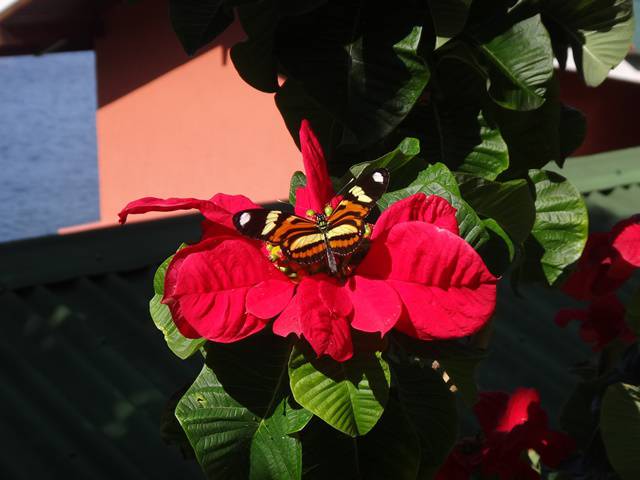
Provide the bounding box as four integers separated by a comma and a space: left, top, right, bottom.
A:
233, 169, 389, 274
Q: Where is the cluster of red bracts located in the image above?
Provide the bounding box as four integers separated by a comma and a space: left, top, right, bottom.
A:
555, 215, 640, 350
436, 388, 575, 480
119, 120, 497, 361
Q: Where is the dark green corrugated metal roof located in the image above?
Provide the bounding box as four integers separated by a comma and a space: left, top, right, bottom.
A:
0, 151, 638, 478
0, 216, 205, 479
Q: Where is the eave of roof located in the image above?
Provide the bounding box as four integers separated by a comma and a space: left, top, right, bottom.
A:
0, 0, 113, 56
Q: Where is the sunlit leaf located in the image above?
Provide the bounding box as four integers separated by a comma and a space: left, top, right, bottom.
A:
601, 382, 640, 479
150, 251, 205, 359
288, 341, 390, 437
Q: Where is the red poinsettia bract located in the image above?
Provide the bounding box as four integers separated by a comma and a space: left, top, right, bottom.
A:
555, 293, 636, 351
562, 216, 640, 300
119, 120, 497, 361
436, 388, 574, 480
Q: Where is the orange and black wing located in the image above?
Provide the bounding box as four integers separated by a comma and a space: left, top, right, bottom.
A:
325, 168, 389, 256
232, 209, 328, 265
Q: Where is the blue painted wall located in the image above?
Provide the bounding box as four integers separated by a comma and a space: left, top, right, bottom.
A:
0, 51, 99, 243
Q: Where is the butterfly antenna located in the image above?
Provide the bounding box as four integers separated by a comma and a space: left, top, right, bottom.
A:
334, 175, 356, 198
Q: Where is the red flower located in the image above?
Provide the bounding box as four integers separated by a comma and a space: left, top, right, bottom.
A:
563, 216, 640, 300
119, 120, 497, 361
555, 294, 636, 351
476, 389, 574, 478
437, 389, 574, 480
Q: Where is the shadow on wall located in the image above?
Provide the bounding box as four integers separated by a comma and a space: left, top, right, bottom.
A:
95, 0, 240, 107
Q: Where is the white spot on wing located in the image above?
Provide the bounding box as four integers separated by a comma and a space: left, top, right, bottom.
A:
372, 171, 384, 183
239, 212, 251, 226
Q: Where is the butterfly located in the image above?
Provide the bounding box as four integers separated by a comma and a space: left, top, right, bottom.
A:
232, 168, 389, 274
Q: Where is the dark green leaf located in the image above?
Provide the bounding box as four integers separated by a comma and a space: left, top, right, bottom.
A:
150, 252, 205, 359
560, 381, 601, 450
300, 399, 420, 480
521, 169, 588, 285
276, 1, 430, 148
393, 360, 458, 475
348, 137, 420, 179
458, 175, 535, 244
169, 0, 235, 55
600, 382, 640, 479
274, 79, 342, 169
474, 15, 554, 111
288, 341, 390, 437
379, 163, 489, 249
231, 1, 280, 92
232, 0, 328, 92
479, 218, 516, 275
428, 0, 473, 48
625, 287, 640, 336
491, 79, 567, 176
399, 44, 509, 180
558, 105, 587, 162
160, 384, 196, 459
391, 334, 486, 407
175, 333, 308, 479
542, 0, 635, 86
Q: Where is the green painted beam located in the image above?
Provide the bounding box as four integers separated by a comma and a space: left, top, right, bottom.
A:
546, 147, 640, 193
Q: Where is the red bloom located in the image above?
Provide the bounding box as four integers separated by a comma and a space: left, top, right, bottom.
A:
563, 215, 640, 300
437, 389, 574, 480
119, 120, 497, 361
476, 389, 574, 479
555, 294, 636, 351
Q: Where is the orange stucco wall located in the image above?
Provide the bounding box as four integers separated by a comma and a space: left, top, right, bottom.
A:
93, 1, 300, 225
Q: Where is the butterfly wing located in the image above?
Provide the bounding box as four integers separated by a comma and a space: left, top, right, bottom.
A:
325, 168, 390, 256
232, 209, 328, 265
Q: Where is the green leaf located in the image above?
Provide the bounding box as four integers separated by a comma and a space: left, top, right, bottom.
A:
169, 0, 236, 55
456, 115, 510, 180
392, 334, 486, 407
428, 0, 473, 48
175, 333, 310, 479
289, 171, 307, 205
379, 163, 489, 249
474, 15, 554, 111
300, 399, 420, 480
542, 0, 635, 87
601, 382, 640, 479
560, 381, 600, 450
491, 79, 575, 176
274, 79, 348, 174
232, 0, 327, 92
458, 175, 536, 244
231, 1, 280, 92
414, 162, 461, 195
288, 341, 390, 437
522, 169, 589, 285
393, 360, 458, 475
559, 105, 587, 161
348, 137, 421, 179
150, 252, 205, 359
399, 44, 509, 180
277, 2, 430, 148
479, 218, 516, 275
625, 287, 640, 336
